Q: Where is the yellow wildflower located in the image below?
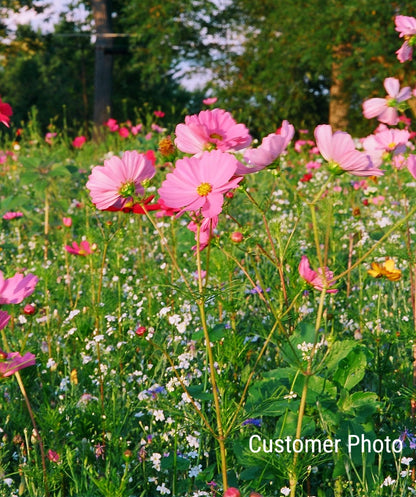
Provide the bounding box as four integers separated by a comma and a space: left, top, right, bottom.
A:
367, 258, 402, 281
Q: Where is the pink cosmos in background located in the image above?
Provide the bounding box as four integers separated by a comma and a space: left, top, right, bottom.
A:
65, 240, 94, 256
373, 128, 409, 154
104, 118, 119, 132
174, 108, 252, 154
118, 127, 130, 138
314, 124, 383, 177
86, 150, 156, 210
72, 135, 86, 148
239, 120, 294, 174
395, 15, 416, 62
298, 255, 338, 293
158, 150, 242, 219
362, 77, 411, 125
154, 110, 165, 118
3, 211, 23, 220
45, 132, 57, 145
130, 124, 142, 135
203, 97, 218, 105
0, 272, 38, 305
363, 128, 410, 167
0, 97, 12, 127
62, 217, 72, 227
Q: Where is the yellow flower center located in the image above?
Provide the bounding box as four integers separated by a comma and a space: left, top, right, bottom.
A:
388, 142, 396, 150
196, 182, 212, 196
209, 133, 223, 140
119, 180, 135, 198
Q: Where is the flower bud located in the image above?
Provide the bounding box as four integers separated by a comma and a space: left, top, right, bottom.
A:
136, 326, 147, 337
23, 304, 36, 315
224, 488, 241, 497
230, 231, 243, 243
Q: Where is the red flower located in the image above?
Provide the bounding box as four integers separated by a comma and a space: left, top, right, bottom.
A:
0, 97, 12, 127
153, 110, 165, 118
72, 136, 86, 148
300, 173, 313, 182
144, 149, 156, 165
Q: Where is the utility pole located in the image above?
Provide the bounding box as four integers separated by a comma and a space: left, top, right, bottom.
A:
91, 0, 113, 132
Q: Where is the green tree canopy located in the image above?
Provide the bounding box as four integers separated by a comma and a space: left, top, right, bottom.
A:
207, 0, 416, 136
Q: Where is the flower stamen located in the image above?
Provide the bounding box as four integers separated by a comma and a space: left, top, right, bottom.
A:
196, 182, 213, 196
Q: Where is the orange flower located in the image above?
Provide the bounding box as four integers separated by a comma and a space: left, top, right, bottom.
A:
368, 258, 402, 281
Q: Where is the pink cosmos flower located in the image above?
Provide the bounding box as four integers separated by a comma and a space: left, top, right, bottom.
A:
174, 109, 252, 154
298, 255, 338, 293
65, 240, 94, 256
0, 272, 38, 305
62, 217, 72, 227
407, 155, 416, 179
158, 150, 243, 218
118, 127, 129, 138
47, 450, 60, 463
0, 311, 11, 331
151, 124, 164, 133
86, 150, 156, 210
154, 110, 165, 118
314, 124, 383, 177
187, 216, 218, 252
238, 120, 294, 174
395, 15, 416, 62
203, 97, 218, 105
72, 135, 86, 148
3, 211, 23, 220
363, 129, 410, 167
0, 349, 36, 378
131, 124, 142, 135
373, 128, 409, 154
45, 132, 57, 145
362, 77, 412, 125
104, 118, 119, 132
0, 97, 12, 127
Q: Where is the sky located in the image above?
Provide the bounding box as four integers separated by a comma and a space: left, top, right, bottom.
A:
2, 0, 88, 34
0, 0, 228, 91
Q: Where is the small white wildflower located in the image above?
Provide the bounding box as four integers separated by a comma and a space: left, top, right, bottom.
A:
186, 434, 199, 449
401, 457, 413, 466
46, 358, 56, 369
380, 476, 396, 487
188, 464, 202, 478
156, 483, 171, 495
281, 487, 291, 496
150, 452, 162, 471
153, 410, 165, 422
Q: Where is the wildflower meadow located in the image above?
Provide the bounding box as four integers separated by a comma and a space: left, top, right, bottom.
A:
2, 12, 416, 497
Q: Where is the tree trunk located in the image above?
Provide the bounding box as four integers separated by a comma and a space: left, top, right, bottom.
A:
91, 0, 113, 131
329, 45, 351, 131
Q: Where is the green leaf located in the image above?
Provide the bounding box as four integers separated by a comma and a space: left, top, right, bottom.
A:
333, 349, 367, 390
325, 340, 359, 372
187, 384, 213, 401
193, 323, 227, 342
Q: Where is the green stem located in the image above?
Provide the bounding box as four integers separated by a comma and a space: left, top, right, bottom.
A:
1, 329, 49, 496
333, 203, 416, 283
196, 225, 228, 490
